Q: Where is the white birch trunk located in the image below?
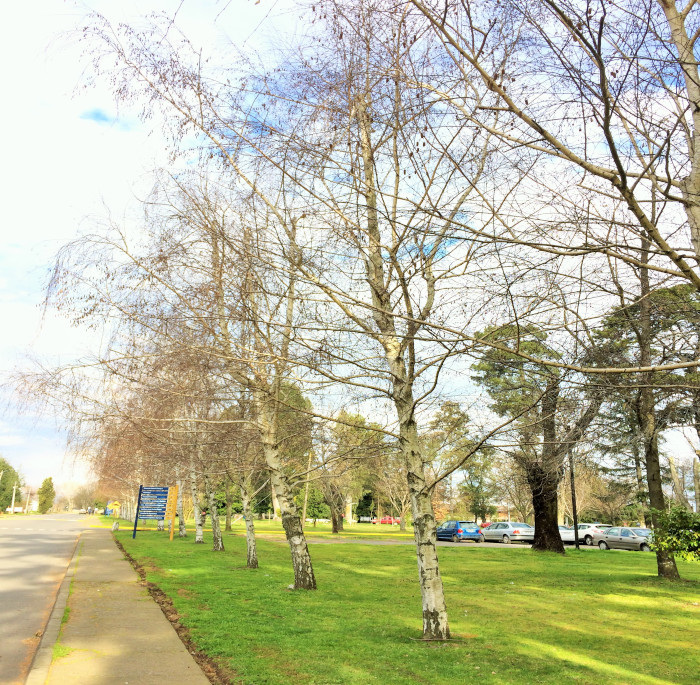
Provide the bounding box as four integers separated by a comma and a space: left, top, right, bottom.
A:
224, 480, 232, 532
345, 494, 353, 526
241, 481, 258, 569
657, 0, 700, 259
176, 478, 187, 537
204, 473, 224, 551
258, 396, 316, 589
271, 484, 281, 520
355, 92, 450, 639
191, 468, 204, 544
199, 509, 207, 539
396, 392, 450, 640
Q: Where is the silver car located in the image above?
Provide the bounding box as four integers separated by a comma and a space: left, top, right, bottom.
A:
598, 527, 653, 552
482, 522, 534, 544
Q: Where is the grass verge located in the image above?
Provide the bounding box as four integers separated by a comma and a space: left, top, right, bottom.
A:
104, 516, 416, 540
114, 529, 700, 685
52, 539, 82, 661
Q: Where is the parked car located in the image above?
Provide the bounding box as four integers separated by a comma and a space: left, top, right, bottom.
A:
372, 516, 401, 524
558, 525, 576, 543
576, 523, 612, 546
436, 520, 483, 543
598, 527, 653, 552
481, 522, 534, 543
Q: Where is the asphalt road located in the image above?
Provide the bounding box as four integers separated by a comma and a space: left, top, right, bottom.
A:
0, 513, 89, 685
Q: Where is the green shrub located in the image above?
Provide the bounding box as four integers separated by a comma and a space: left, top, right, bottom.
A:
650, 507, 700, 562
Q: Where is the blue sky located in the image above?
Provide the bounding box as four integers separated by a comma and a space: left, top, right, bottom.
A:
2, 0, 695, 492
0, 0, 296, 489
79, 107, 131, 128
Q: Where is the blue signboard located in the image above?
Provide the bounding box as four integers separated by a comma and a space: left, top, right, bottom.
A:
138, 487, 169, 519
132, 485, 171, 538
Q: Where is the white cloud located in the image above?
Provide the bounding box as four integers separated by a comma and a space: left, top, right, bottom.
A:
0, 0, 298, 488
0, 435, 25, 448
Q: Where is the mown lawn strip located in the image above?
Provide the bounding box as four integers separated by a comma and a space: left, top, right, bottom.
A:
116, 530, 700, 685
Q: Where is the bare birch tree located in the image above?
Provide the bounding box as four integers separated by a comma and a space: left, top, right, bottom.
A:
410, 0, 700, 579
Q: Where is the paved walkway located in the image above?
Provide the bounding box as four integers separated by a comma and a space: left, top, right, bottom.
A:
26, 527, 210, 685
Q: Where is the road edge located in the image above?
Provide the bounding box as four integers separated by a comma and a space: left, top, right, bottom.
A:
24, 532, 82, 685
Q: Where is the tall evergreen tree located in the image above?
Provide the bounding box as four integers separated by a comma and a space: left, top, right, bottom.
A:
37, 477, 56, 514
473, 326, 602, 553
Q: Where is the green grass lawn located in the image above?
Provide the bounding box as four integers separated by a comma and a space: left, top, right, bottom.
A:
233, 519, 415, 540
111, 516, 415, 540
114, 527, 699, 685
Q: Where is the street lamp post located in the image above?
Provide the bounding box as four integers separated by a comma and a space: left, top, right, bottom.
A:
569, 450, 580, 550
10, 483, 18, 515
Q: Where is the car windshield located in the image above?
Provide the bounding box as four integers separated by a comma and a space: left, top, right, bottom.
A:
511, 523, 532, 528
632, 528, 651, 536
460, 523, 477, 529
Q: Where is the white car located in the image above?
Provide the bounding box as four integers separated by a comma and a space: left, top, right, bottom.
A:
558, 525, 576, 543
576, 523, 612, 546
482, 522, 534, 543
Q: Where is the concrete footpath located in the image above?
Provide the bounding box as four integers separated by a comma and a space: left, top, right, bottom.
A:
26, 527, 211, 685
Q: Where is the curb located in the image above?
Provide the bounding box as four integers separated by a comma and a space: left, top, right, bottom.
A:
25, 533, 82, 685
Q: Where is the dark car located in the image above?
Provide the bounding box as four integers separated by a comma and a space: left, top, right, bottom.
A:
436, 520, 483, 543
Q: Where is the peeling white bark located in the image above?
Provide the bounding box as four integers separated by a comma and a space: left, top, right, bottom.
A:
241, 483, 258, 569
397, 394, 451, 640
176, 478, 187, 537
204, 473, 225, 551
258, 395, 316, 589
191, 467, 204, 544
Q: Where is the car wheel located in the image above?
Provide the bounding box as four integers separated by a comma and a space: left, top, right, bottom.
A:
502, 534, 511, 544
598, 540, 609, 550
640, 543, 651, 552
477, 535, 484, 543
452, 535, 459, 543
584, 535, 593, 546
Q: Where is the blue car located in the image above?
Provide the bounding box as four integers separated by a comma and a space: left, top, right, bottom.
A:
436, 520, 484, 543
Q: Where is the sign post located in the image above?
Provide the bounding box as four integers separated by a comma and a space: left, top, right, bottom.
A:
132, 486, 179, 539
132, 486, 171, 539
132, 485, 144, 539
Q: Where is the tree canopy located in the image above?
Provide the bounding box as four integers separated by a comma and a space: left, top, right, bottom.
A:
0, 457, 23, 511
37, 477, 56, 514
